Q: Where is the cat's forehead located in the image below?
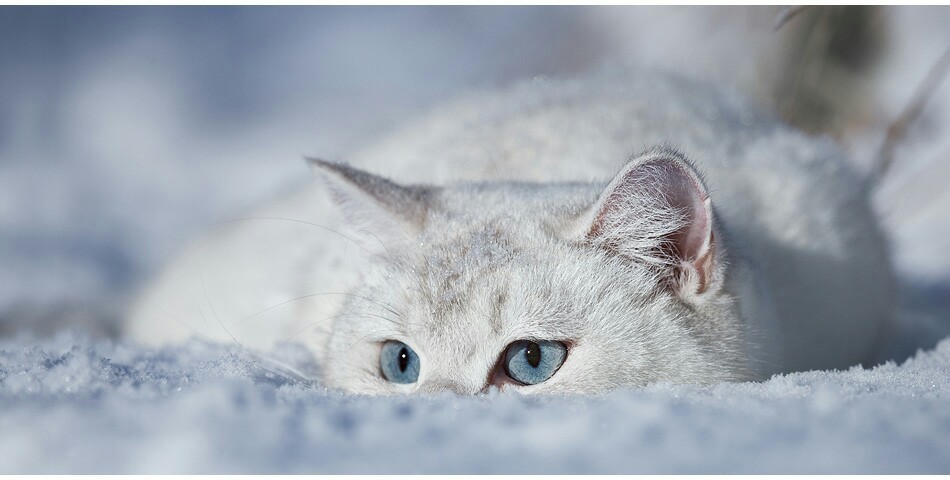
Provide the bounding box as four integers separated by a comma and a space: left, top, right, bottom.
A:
402, 181, 654, 310
411, 186, 571, 308
367, 179, 666, 348
394, 221, 651, 333
411, 221, 519, 322
428, 181, 601, 228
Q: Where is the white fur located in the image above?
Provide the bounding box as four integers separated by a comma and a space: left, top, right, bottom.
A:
126, 68, 896, 394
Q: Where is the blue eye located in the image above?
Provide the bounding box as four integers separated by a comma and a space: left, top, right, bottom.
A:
380, 340, 420, 384
503, 340, 567, 385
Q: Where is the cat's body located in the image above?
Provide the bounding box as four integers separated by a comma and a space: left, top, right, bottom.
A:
128, 69, 896, 394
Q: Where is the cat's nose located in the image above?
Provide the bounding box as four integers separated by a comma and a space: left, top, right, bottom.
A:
418, 379, 480, 395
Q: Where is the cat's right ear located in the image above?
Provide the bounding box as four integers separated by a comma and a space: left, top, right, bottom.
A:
308, 158, 437, 250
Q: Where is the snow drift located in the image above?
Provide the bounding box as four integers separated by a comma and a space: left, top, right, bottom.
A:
0, 333, 947, 473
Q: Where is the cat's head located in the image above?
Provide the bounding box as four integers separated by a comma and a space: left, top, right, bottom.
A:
312, 149, 748, 394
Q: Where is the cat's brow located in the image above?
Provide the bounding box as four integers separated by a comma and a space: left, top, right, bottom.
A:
418, 225, 517, 321
489, 290, 506, 334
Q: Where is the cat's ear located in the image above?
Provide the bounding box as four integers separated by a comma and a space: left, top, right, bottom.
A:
308, 158, 436, 250
576, 150, 718, 299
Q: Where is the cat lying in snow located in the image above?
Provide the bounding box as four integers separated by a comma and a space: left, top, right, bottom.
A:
127, 69, 896, 394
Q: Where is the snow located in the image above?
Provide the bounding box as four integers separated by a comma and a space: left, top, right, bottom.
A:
2, 6, 950, 473
0, 333, 947, 473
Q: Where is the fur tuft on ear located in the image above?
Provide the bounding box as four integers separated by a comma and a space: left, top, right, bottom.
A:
308, 158, 437, 251
578, 149, 718, 298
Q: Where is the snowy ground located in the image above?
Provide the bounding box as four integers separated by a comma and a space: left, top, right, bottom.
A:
0, 333, 947, 473
2, 6, 950, 474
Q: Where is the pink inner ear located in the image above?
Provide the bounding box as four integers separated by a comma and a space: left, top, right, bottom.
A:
662, 161, 712, 263
646, 159, 715, 293
587, 155, 715, 294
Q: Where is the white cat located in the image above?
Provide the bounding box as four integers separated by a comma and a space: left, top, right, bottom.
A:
127, 69, 896, 394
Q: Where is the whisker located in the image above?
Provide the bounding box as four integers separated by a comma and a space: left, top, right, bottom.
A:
211, 216, 372, 255
353, 310, 405, 327
273, 307, 415, 354
145, 300, 218, 345
273, 312, 347, 354
212, 216, 400, 264
344, 329, 397, 355
230, 291, 405, 327
195, 298, 211, 332
207, 217, 414, 329
197, 265, 313, 386
356, 228, 395, 260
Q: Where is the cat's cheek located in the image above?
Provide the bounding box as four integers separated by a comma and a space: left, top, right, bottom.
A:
553, 344, 631, 394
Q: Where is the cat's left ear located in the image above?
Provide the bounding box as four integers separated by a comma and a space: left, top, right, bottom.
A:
574, 150, 719, 300
308, 158, 437, 251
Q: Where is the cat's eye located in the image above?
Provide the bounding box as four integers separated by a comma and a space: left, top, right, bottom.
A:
503, 340, 567, 385
380, 340, 420, 384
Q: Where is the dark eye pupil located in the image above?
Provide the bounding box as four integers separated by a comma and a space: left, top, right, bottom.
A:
398, 347, 409, 372
524, 341, 542, 368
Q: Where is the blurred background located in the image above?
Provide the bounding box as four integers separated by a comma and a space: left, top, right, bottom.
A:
1, 6, 949, 357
